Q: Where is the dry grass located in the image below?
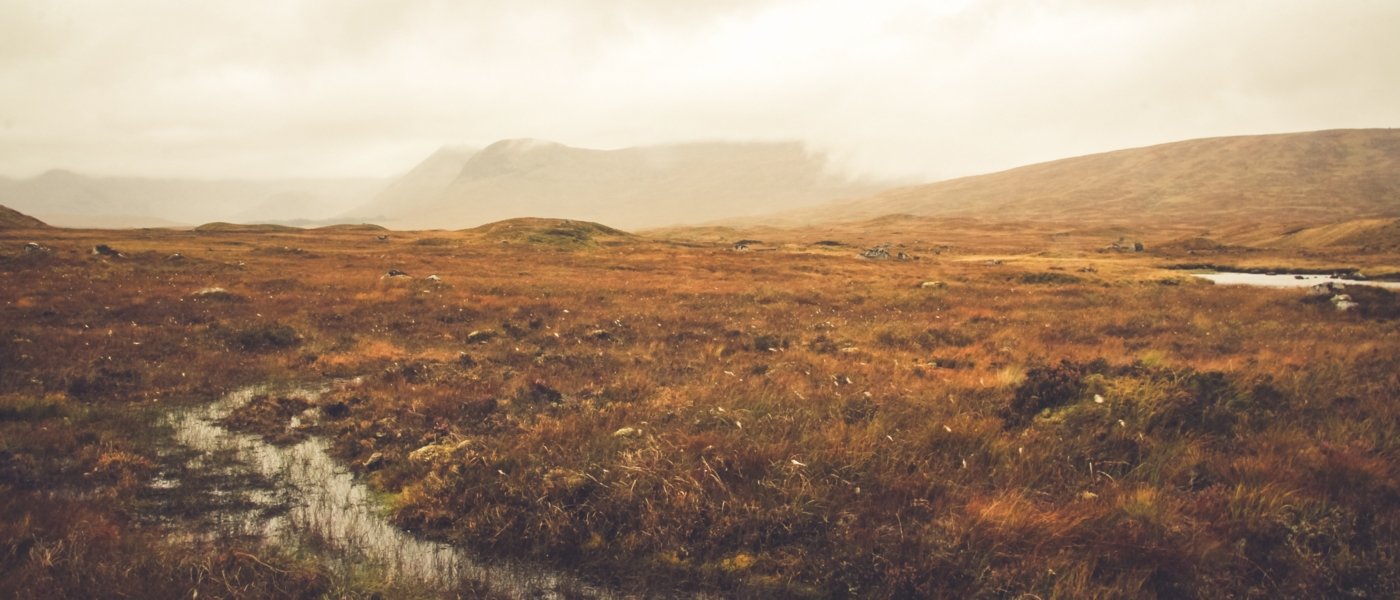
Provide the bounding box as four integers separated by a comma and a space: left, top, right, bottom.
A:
1, 219, 1398, 598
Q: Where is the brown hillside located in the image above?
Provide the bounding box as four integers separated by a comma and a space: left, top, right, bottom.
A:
0, 204, 48, 229
791, 129, 1400, 226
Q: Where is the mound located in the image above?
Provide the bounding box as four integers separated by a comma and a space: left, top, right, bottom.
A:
467, 218, 635, 248
0, 204, 48, 229
313, 223, 389, 232
195, 222, 302, 233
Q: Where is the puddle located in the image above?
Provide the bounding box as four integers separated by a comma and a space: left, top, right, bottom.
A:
1193, 272, 1400, 289
164, 384, 619, 598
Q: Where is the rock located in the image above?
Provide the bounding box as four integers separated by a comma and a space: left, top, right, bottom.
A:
425, 274, 442, 282
919, 280, 946, 289
386, 269, 410, 277
92, 244, 123, 257
612, 427, 641, 438
732, 243, 749, 252
362, 452, 385, 470
896, 252, 912, 261
1310, 281, 1345, 296
587, 329, 613, 341
1132, 241, 1145, 252
408, 442, 453, 464
466, 329, 498, 343
1335, 299, 1360, 312
376, 235, 389, 241
1330, 294, 1353, 304
23, 242, 51, 255
167, 253, 185, 261
861, 245, 891, 260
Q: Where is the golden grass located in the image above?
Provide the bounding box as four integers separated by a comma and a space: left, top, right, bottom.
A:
0, 220, 1397, 597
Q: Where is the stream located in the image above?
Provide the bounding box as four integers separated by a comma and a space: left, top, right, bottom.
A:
163, 383, 617, 598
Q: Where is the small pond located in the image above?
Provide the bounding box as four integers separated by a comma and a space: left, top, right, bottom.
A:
1192, 272, 1400, 289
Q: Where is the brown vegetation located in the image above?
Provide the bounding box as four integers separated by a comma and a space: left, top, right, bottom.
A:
1, 219, 1398, 597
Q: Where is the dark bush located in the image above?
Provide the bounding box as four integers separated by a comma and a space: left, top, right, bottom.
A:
1007, 360, 1084, 424
233, 324, 301, 351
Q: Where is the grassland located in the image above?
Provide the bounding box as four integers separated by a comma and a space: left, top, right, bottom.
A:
1, 218, 1398, 598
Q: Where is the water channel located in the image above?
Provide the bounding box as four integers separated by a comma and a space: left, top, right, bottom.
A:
164, 384, 617, 598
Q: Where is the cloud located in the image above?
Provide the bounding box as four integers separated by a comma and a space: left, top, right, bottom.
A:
0, 0, 1396, 182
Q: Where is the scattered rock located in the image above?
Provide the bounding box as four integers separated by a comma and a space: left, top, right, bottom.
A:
919, 280, 947, 289
23, 242, 51, 255
92, 244, 123, 258
896, 252, 912, 261
377, 235, 389, 241
1078, 265, 1097, 273
386, 269, 410, 278
425, 274, 442, 282
587, 329, 613, 341
1309, 281, 1346, 296
732, 243, 750, 252
861, 245, 891, 260
612, 427, 642, 438
166, 253, 185, 261
466, 329, 498, 343
362, 452, 385, 470
1335, 300, 1360, 313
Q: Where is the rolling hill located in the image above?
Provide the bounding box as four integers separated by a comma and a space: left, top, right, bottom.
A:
0, 204, 47, 229
346, 139, 891, 230
780, 129, 1400, 226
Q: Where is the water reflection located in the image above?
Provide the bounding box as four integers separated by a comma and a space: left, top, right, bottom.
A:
165, 385, 616, 599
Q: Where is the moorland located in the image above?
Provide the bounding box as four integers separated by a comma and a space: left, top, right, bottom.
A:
2, 208, 1398, 598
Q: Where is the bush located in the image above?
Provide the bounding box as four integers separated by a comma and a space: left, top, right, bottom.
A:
1007, 360, 1084, 424
233, 324, 301, 351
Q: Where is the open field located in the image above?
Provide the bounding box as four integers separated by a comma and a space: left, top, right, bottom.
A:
2, 220, 1399, 598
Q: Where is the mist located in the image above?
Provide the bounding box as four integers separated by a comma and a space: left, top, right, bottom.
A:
2, 0, 1398, 184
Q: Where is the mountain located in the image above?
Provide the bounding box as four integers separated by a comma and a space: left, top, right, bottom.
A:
347, 139, 890, 230
0, 171, 386, 228
780, 129, 1400, 226
351, 145, 478, 221
0, 204, 47, 229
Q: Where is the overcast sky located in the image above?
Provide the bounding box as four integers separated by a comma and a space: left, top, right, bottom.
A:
1, 0, 1397, 182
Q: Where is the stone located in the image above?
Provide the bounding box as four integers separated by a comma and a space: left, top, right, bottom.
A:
23, 242, 51, 255
919, 280, 946, 289
1335, 300, 1360, 312
92, 244, 123, 257
466, 329, 498, 343
362, 452, 385, 470
612, 427, 641, 438
386, 269, 410, 277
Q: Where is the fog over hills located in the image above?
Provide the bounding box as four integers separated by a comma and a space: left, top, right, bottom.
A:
776, 129, 1400, 227
347, 139, 891, 230
0, 172, 385, 228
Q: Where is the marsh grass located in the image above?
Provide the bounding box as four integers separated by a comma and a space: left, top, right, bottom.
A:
1, 224, 1398, 597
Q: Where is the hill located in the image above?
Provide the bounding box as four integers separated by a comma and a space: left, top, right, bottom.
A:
347, 139, 890, 230
465, 217, 636, 249
0, 204, 47, 229
781, 129, 1400, 226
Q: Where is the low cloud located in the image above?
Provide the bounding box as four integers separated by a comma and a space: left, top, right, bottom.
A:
1, 0, 1396, 183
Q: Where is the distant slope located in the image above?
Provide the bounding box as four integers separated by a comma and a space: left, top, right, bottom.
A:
0, 171, 386, 228
783, 129, 1400, 226
349, 146, 477, 221
352, 139, 891, 230
466, 217, 635, 249
0, 204, 47, 229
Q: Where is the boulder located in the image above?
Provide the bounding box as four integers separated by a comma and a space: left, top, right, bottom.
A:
362, 452, 385, 470
92, 244, 123, 257
466, 329, 498, 343
919, 281, 947, 289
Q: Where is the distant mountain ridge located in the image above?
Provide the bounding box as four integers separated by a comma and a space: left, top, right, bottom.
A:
0, 171, 385, 228
779, 129, 1400, 226
348, 139, 891, 230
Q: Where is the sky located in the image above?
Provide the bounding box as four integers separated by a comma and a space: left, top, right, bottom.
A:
1, 0, 1397, 182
